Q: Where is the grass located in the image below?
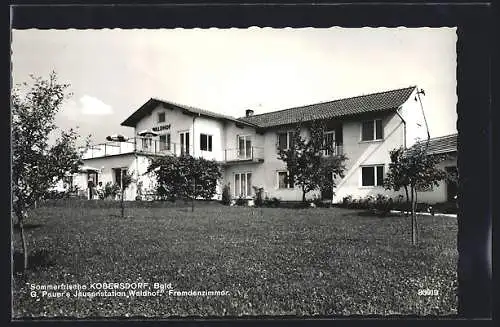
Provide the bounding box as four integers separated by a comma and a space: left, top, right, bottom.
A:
12, 203, 458, 318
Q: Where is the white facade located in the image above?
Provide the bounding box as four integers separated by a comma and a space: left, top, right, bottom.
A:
72, 87, 450, 204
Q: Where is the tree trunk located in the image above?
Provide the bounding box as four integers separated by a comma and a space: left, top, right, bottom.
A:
414, 189, 419, 242
191, 180, 195, 212
121, 190, 124, 218
302, 187, 306, 203
404, 185, 410, 216
18, 210, 29, 271
411, 187, 417, 245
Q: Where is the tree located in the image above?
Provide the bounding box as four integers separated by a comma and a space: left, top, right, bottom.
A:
383, 148, 412, 216
384, 143, 448, 245
119, 170, 134, 218
146, 154, 222, 211
277, 121, 348, 203
12, 72, 86, 271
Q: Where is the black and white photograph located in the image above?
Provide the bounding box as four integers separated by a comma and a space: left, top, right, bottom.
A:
10, 9, 488, 319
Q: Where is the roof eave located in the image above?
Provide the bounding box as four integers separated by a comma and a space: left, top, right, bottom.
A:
121, 98, 159, 127
252, 107, 400, 129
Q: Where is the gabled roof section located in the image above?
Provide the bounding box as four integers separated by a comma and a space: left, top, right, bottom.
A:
419, 133, 458, 155
121, 98, 259, 128
237, 86, 417, 128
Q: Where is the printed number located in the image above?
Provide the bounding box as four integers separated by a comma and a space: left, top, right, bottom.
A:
418, 289, 439, 296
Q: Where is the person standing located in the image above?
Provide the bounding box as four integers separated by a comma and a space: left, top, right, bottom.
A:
87, 179, 95, 200
96, 181, 104, 200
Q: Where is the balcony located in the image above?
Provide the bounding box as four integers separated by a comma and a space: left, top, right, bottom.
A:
81, 138, 189, 159
223, 147, 264, 164
81, 138, 265, 164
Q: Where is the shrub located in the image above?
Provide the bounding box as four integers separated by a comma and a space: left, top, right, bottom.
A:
342, 195, 353, 208
135, 181, 143, 201
44, 190, 69, 200
221, 184, 231, 205
235, 196, 247, 206
311, 194, 323, 207
373, 194, 394, 216
270, 197, 281, 207
362, 195, 375, 210
103, 182, 120, 200
252, 186, 264, 207
263, 196, 281, 208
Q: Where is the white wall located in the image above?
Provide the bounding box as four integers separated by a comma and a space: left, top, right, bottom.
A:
223, 121, 264, 161
223, 113, 407, 203
193, 116, 225, 161
78, 154, 138, 200
135, 104, 195, 155
399, 88, 429, 147
330, 112, 406, 203
417, 156, 457, 204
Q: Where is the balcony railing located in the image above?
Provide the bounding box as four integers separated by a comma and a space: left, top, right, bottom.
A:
81, 139, 341, 162
80, 138, 193, 159
223, 146, 264, 163
323, 145, 344, 156
81, 138, 265, 163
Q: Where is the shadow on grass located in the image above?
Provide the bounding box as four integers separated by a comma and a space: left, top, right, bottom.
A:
13, 249, 55, 273
342, 210, 403, 218
13, 223, 44, 231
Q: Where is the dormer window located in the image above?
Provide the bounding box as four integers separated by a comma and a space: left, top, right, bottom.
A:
158, 112, 166, 123
361, 119, 383, 141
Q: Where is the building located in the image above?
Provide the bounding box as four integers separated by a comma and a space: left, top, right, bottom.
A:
414, 133, 458, 204
74, 86, 432, 203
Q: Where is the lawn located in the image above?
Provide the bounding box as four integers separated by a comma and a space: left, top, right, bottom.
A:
12, 202, 458, 318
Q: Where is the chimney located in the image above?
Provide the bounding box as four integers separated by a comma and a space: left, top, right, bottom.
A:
245, 109, 254, 117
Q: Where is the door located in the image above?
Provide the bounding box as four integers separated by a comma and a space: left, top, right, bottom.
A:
180, 131, 190, 155
238, 135, 252, 159
88, 172, 98, 185
113, 168, 122, 188
445, 166, 458, 202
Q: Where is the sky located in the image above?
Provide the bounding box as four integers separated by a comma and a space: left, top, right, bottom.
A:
11, 27, 457, 145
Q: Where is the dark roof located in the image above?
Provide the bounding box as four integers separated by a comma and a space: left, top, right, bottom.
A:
420, 133, 458, 154
237, 86, 416, 128
121, 98, 258, 128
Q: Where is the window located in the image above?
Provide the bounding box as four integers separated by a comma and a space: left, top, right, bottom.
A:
159, 134, 170, 151
200, 134, 213, 152
234, 172, 252, 197
361, 119, 383, 141
277, 171, 294, 189
323, 131, 336, 156
277, 131, 295, 150
158, 112, 166, 123
238, 135, 252, 159
361, 165, 384, 187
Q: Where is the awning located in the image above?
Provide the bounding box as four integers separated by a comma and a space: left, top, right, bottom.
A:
78, 165, 101, 173
138, 129, 159, 137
